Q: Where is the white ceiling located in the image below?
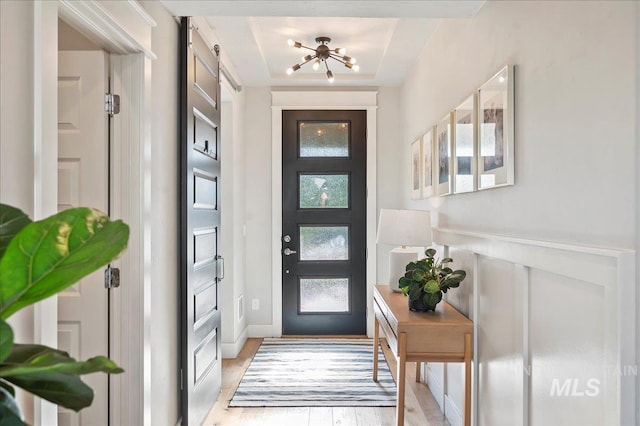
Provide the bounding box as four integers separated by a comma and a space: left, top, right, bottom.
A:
160, 1, 486, 87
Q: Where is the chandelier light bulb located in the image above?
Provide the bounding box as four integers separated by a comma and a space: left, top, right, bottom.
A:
286, 64, 301, 75
287, 39, 294, 46
336, 47, 346, 55
312, 59, 321, 71
352, 64, 360, 72
349, 57, 357, 64
326, 70, 334, 83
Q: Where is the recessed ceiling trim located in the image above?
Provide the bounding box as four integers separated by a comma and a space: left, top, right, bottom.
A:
373, 18, 399, 77
247, 17, 271, 80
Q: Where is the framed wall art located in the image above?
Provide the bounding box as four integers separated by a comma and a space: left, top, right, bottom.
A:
435, 113, 452, 196
453, 94, 477, 194
478, 65, 514, 190
420, 128, 435, 198
411, 137, 422, 199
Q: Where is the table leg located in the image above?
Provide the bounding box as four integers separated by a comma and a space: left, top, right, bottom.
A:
373, 316, 379, 381
464, 333, 472, 426
415, 362, 421, 382
396, 332, 407, 426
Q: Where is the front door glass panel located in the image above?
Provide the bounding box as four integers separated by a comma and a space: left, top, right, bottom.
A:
299, 278, 350, 313
299, 226, 349, 261
299, 122, 349, 157
299, 174, 349, 209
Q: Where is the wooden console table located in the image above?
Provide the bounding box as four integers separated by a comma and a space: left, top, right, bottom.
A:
373, 284, 473, 426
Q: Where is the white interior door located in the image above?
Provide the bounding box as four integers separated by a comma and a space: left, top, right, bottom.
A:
57, 50, 109, 426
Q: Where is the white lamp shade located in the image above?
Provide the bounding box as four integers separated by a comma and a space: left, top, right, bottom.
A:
376, 209, 432, 247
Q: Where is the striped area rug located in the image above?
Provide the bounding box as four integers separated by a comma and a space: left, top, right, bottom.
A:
229, 339, 397, 407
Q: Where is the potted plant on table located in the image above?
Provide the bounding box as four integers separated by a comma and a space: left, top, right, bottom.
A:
0, 204, 129, 424
399, 248, 466, 312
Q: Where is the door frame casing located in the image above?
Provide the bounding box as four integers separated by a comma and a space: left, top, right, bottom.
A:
52, 2, 155, 425
271, 91, 377, 338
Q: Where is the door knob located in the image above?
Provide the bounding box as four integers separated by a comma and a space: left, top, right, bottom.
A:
283, 248, 297, 256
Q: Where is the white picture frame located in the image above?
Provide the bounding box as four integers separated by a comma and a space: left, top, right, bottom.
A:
453, 94, 477, 194
435, 113, 453, 196
477, 65, 515, 190
421, 128, 435, 198
411, 137, 422, 199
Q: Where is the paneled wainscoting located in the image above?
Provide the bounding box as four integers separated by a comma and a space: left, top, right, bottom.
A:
425, 228, 635, 426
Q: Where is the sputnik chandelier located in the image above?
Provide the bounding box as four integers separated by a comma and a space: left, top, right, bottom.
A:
286, 36, 359, 83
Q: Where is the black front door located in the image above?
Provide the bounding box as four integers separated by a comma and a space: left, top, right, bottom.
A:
282, 110, 367, 335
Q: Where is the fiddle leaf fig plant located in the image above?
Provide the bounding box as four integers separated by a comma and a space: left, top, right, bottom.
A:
0, 204, 129, 424
399, 248, 466, 312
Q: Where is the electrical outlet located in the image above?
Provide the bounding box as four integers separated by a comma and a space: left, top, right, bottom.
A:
251, 298, 259, 310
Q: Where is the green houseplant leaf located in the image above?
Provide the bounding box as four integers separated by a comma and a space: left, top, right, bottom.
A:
0, 344, 124, 377
0, 399, 26, 426
0, 204, 127, 418
0, 207, 129, 319
0, 205, 32, 260
0, 344, 122, 411
3, 370, 92, 412
0, 381, 14, 397
400, 247, 467, 312
0, 319, 13, 363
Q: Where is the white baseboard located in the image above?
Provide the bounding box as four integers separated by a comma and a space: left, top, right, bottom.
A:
444, 394, 463, 426
247, 324, 280, 338
426, 365, 446, 412
221, 327, 248, 358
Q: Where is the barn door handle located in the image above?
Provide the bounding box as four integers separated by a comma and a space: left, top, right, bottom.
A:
216, 255, 225, 281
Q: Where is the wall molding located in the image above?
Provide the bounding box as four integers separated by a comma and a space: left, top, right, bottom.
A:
222, 327, 248, 358
59, 0, 156, 59
53, 2, 155, 423
444, 394, 463, 426
248, 324, 279, 338
432, 227, 636, 425
127, 0, 157, 28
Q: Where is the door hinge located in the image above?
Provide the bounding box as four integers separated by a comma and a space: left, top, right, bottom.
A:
104, 266, 120, 289
104, 93, 120, 116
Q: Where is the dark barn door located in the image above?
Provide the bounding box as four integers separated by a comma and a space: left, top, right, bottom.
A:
180, 17, 223, 426
282, 110, 367, 335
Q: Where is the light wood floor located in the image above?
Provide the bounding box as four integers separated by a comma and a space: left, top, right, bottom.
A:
202, 338, 450, 426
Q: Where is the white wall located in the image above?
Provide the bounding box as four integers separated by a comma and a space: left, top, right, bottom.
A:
376, 87, 404, 283
58, 19, 101, 51
0, 1, 58, 422
635, 4, 640, 423
399, 1, 638, 424
0, 3, 36, 420
141, 1, 179, 424
221, 91, 249, 357
403, 0, 636, 249
243, 87, 274, 327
